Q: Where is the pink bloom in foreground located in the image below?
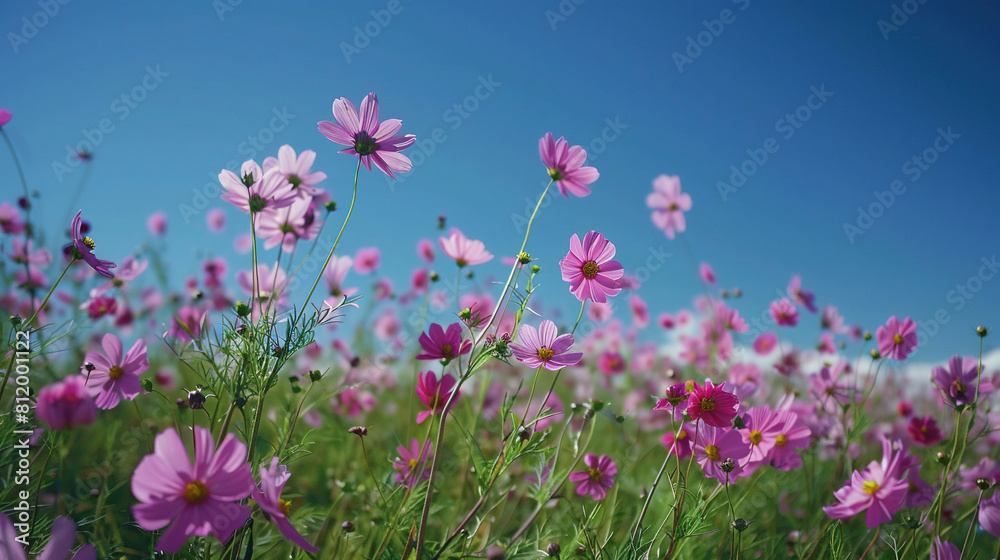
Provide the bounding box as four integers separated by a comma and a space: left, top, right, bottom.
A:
0, 513, 96, 560
687, 380, 739, 428
318, 92, 415, 179
694, 425, 751, 483
509, 319, 582, 371
822, 437, 909, 529
767, 409, 812, 471
438, 228, 493, 267
131, 427, 253, 553
415, 371, 459, 424
539, 132, 599, 197
559, 231, 624, 303
36, 375, 97, 430
646, 174, 691, 239
392, 438, 432, 487
568, 454, 617, 500
168, 306, 208, 344
83, 333, 148, 409
250, 457, 318, 553
876, 316, 917, 361
770, 298, 799, 327
71, 210, 116, 278
416, 322, 471, 362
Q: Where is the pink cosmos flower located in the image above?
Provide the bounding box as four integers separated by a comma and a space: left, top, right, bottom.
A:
131, 428, 253, 553
509, 320, 582, 371
415, 371, 459, 424
83, 333, 148, 410
694, 425, 751, 483
206, 208, 226, 232
629, 294, 650, 328
658, 313, 675, 329
250, 457, 318, 553
438, 228, 493, 267
768, 409, 812, 471
699, 262, 716, 285
907, 415, 943, 446
687, 380, 740, 428
219, 161, 296, 214
822, 437, 909, 529
0, 201, 25, 234
354, 247, 381, 274
569, 454, 617, 500
36, 375, 97, 430
646, 174, 691, 239
168, 306, 208, 344
904, 465, 935, 508
83, 295, 117, 319
654, 382, 691, 415
559, 231, 624, 304
410, 268, 429, 294
147, 211, 167, 236
262, 144, 327, 197
809, 361, 853, 407
0, 109, 11, 127
787, 275, 816, 313
770, 298, 799, 327
597, 350, 626, 376
821, 305, 848, 334
392, 438, 432, 487
416, 238, 435, 263
932, 355, 979, 408
740, 406, 780, 471
0, 514, 96, 560
930, 537, 961, 560
234, 232, 252, 254
876, 316, 917, 361
322, 255, 358, 302
318, 92, 416, 179
959, 457, 1000, 492
255, 197, 323, 252
538, 132, 599, 197
236, 264, 289, 319
71, 210, 116, 278
416, 322, 472, 362
661, 424, 695, 459
980, 491, 1000, 537
817, 333, 836, 354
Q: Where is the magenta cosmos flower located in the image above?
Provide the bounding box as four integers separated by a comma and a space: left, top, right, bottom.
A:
318, 92, 415, 179
415, 371, 459, 424
354, 247, 381, 274
0, 109, 11, 127
876, 316, 917, 360
509, 319, 582, 371
932, 354, 979, 407
416, 322, 472, 362
83, 333, 148, 409
695, 425, 751, 483
132, 427, 253, 553
250, 457, 318, 553
767, 409, 812, 471
569, 454, 617, 500
646, 174, 691, 239
539, 132, 599, 197
687, 380, 740, 428
787, 275, 817, 313
0, 514, 96, 559
438, 228, 493, 267
770, 298, 799, 327
71, 210, 116, 278
392, 438, 432, 487
559, 231, 624, 304
822, 437, 909, 529
36, 375, 97, 430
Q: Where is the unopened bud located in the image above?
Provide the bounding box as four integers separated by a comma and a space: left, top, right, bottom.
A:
188, 389, 206, 409
234, 301, 251, 317
863, 331, 872, 341
486, 545, 505, 559
348, 426, 368, 437
731, 416, 746, 430
976, 326, 988, 338
140, 378, 153, 392
936, 452, 950, 466
459, 308, 472, 321
720, 458, 736, 473
870, 349, 881, 360
530, 264, 541, 274
976, 477, 991, 490
429, 271, 440, 282
309, 370, 323, 382
9, 315, 21, 327
733, 288, 742, 298
342, 521, 355, 533
517, 251, 531, 264
546, 542, 561, 557
731, 518, 749, 532
325, 201, 337, 212
720, 290, 729, 299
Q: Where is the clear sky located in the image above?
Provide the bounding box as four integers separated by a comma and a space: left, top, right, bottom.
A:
2, 0, 998, 365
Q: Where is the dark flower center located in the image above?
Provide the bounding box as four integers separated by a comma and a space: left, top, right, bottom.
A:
669, 203, 678, 211
354, 131, 377, 156
441, 344, 454, 358
183, 480, 210, 504
248, 194, 268, 213
581, 261, 600, 279
288, 174, 303, 188
952, 379, 967, 394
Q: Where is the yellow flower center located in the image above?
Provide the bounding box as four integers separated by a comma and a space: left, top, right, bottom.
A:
537, 347, 555, 361
279, 498, 292, 517
862, 480, 880, 496
183, 481, 210, 504
108, 365, 125, 380
441, 344, 453, 358
893, 333, 903, 345
775, 434, 788, 448
588, 467, 602, 482
700, 397, 716, 412
684, 380, 695, 392
677, 431, 687, 440
82, 236, 96, 250
408, 458, 418, 469
581, 261, 600, 279
705, 444, 721, 462
953, 379, 966, 393
749, 430, 762, 445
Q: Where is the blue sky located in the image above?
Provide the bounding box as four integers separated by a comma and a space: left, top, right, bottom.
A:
2, 0, 998, 365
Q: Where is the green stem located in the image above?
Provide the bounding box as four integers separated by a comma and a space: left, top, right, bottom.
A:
960, 489, 985, 558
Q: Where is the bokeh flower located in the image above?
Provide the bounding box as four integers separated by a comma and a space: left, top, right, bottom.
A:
438, 228, 493, 267
250, 457, 318, 553
36, 375, 97, 430
876, 316, 917, 361
646, 174, 691, 239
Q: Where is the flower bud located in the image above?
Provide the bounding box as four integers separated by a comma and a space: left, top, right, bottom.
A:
429, 271, 440, 282
976, 477, 991, 490
936, 451, 950, 465
140, 378, 153, 392
188, 388, 206, 410
977, 326, 988, 338
863, 331, 872, 341
733, 288, 742, 298
348, 426, 368, 437
309, 370, 323, 382
721, 290, 729, 299
546, 542, 561, 557
342, 521, 355, 533
325, 200, 337, 212
731, 518, 749, 532
459, 308, 473, 321
9, 315, 21, 327
870, 349, 881, 360
720, 458, 736, 473
234, 301, 251, 317
437, 215, 446, 229
530, 264, 541, 274
517, 251, 531, 264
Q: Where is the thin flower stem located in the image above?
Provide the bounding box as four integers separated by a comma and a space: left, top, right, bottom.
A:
359, 436, 389, 509
245, 391, 267, 465
276, 380, 315, 458
518, 367, 544, 432
859, 528, 880, 559
294, 159, 361, 327
525, 300, 586, 431
132, 400, 152, 453
633, 451, 672, 538
1, 127, 35, 305
960, 489, 985, 558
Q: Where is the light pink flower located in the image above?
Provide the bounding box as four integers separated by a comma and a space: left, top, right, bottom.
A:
392, 438, 432, 487
318, 92, 416, 179
646, 174, 691, 239
770, 298, 799, 327
699, 262, 716, 285
206, 208, 226, 232
416, 238, 435, 263
250, 457, 318, 553
438, 228, 493, 267
262, 144, 327, 197
354, 247, 381, 274
629, 294, 650, 328
822, 438, 909, 529
219, 160, 296, 214
753, 332, 778, 355
147, 211, 167, 236
694, 425, 751, 483
569, 454, 617, 500
539, 132, 599, 197
509, 320, 582, 371
83, 333, 148, 409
